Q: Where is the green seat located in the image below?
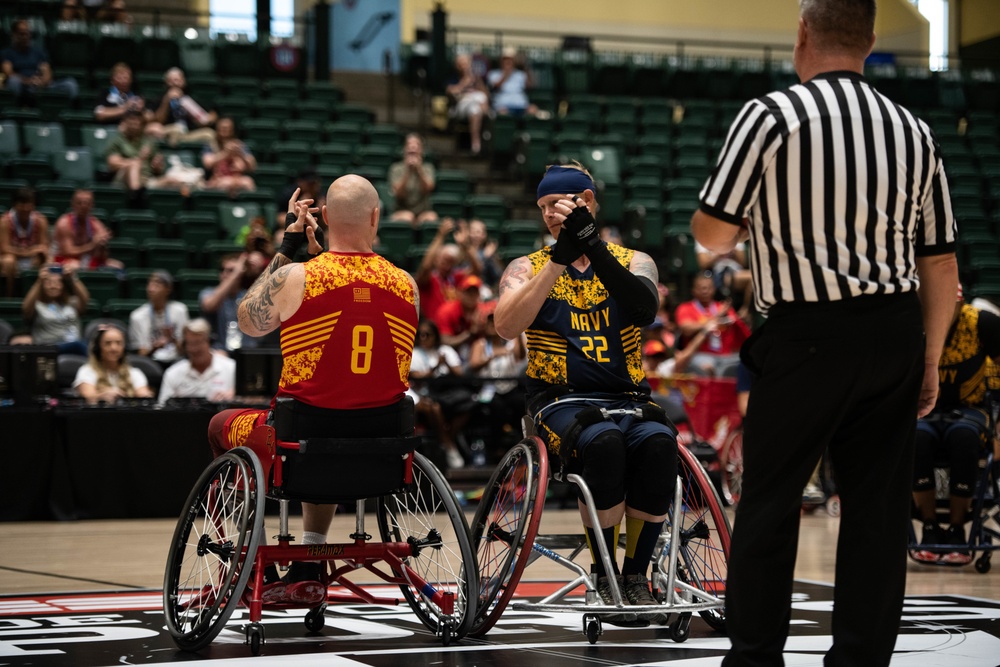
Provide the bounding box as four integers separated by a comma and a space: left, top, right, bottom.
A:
89, 183, 127, 214
76, 270, 122, 302
297, 100, 332, 123
218, 201, 263, 240
0, 120, 21, 158
376, 220, 416, 264
252, 163, 291, 193
241, 118, 281, 146
336, 103, 376, 126
305, 82, 345, 105
429, 192, 466, 220
466, 194, 508, 225
488, 114, 518, 157
322, 121, 365, 146
284, 119, 322, 137
1, 108, 42, 124
104, 297, 147, 321
254, 98, 289, 121
140, 36, 182, 73
106, 238, 139, 268
626, 175, 663, 201
175, 268, 219, 301
111, 209, 159, 241
0, 297, 27, 327
142, 238, 189, 273
191, 189, 231, 214
313, 142, 355, 166
236, 189, 277, 219
501, 220, 542, 248
5, 156, 54, 185
22, 123, 66, 157
367, 124, 404, 150
37, 181, 77, 213
435, 170, 471, 198
269, 141, 313, 172
80, 125, 118, 176
204, 239, 244, 268
146, 188, 187, 226
0, 178, 30, 205
52, 148, 94, 184
174, 211, 222, 254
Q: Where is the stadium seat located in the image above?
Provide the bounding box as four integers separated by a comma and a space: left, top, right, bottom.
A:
111, 209, 159, 241
76, 270, 122, 302
141, 238, 188, 273
37, 181, 77, 213
175, 268, 219, 301
22, 123, 65, 157
268, 141, 313, 172
106, 238, 139, 268
146, 188, 187, 226
218, 201, 263, 240
5, 156, 54, 185
0, 121, 19, 159
103, 297, 146, 321
174, 211, 222, 254
52, 148, 94, 184
191, 189, 230, 214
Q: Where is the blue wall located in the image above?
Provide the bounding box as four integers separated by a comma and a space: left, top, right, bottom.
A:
330, 0, 401, 73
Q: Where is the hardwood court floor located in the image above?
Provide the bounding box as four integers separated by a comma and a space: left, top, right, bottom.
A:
1, 508, 998, 599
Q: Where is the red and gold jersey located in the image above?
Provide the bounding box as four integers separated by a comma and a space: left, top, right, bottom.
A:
276, 252, 418, 410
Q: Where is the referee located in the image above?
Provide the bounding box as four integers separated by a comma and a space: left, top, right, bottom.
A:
691, 1, 959, 665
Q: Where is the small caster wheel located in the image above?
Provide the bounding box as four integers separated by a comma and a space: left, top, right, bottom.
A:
826, 495, 841, 517
245, 622, 264, 656
583, 614, 602, 645
669, 614, 691, 643
439, 621, 453, 646
304, 607, 326, 633
975, 555, 991, 574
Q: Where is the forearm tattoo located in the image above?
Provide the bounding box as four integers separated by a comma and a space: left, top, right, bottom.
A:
239, 255, 292, 333
499, 258, 530, 296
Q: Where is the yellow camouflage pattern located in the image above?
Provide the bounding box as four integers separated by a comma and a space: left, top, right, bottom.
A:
940, 304, 989, 405
303, 253, 415, 303
227, 411, 259, 448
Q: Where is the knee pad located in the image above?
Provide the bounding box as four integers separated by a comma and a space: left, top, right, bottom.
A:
576, 428, 627, 510
947, 428, 983, 498
626, 433, 676, 516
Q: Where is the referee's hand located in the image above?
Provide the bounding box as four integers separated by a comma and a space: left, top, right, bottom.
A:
916, 362, 939, 418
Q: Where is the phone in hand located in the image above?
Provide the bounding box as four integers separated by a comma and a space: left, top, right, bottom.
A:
48, 264, 63, 275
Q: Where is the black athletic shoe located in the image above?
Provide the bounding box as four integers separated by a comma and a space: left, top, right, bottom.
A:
596, 575, 649, 628
940, 525, 972, 565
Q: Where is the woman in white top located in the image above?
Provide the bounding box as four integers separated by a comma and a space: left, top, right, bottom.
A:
409, 319, 468, 469
22, 264, 89, 355
73, 325, 153, 404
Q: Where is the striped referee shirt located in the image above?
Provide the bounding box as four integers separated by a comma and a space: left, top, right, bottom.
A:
699, 70, 957, 314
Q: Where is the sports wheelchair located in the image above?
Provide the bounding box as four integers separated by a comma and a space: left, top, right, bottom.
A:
162, 397, 477, 655
468, 404, 731, 644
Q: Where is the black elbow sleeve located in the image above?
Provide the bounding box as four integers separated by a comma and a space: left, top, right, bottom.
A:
587, 244, 659, 327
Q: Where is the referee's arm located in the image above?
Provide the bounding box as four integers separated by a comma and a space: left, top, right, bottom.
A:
691, 209, 749, 255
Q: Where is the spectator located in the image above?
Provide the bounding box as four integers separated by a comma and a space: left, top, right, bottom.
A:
199, 253, 275, 352
94, 62, 148, 125
1, 19, 79, 104
388, 133, 438, 226
21, 264, 89, 356
435, 273, 485, 356
128, 270, 189, 363
486, 46, 537, 118
445, 53, 489, 155
409, 319, 471, 469
276, 168, 320, 228
0, 187, 50, 297
105, 109, 166, 205
673, 271, 751, 376
52, 188, 124, 272
147, 67, 218, 148
60, 0, 87, 22
202, 117, 256, 195
695, 240, 753, 320
466, 218, 502, 291
468, 302, 526, 447
158, 318, 236, 404
415, 217, 482, 320
96, 0, 132, 25
8, 330, 34, 345
74, 325, 153, 403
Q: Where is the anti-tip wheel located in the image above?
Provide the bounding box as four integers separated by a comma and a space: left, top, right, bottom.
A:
246, 623, 264, 656
669, 614, 691, 643
584, 614, 602, 645
304, 607, 326, 633
975, 555, 991, 574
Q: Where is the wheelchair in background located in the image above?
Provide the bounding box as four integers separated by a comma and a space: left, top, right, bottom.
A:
468, 406, 731, 644
162, 396, 477, 655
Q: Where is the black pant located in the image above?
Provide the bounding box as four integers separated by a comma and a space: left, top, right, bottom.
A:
723, 293, 924, 667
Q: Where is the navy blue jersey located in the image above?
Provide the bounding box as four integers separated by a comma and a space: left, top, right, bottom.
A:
524, 243, 649, 400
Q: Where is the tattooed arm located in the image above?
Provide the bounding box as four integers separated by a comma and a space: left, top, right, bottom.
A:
237, 258, 305, 336
493, 255, 561, 340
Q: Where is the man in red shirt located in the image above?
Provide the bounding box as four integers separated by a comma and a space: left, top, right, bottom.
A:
0, 187, 49, 297
434, 273, 485, 353
52, 189, 124, 271
207, 175, 419, 604
674, 272, 750, 375
414, 217, 482, 320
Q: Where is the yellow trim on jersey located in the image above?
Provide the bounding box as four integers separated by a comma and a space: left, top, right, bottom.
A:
621, 325, 641, 354
281, 311, 341, 341
386, 312, 417, 352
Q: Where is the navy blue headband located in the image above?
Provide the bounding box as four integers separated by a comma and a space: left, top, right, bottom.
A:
536, 166, 595, 200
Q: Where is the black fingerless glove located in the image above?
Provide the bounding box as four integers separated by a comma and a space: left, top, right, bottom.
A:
278, 230, 306, 258
284, 211, 297, 229
562, 204, 602, 250
549, 230, 582, 266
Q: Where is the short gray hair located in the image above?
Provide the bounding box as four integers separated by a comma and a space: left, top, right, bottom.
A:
800, 0, 876, 55
183, 318, 212, 339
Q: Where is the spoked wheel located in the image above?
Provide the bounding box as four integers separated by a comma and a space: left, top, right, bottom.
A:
468, 436, 548, 637
163, 448, 265, 651
376, 452, 477, 642
669, 445, 732, 632
720, 427, 743, 507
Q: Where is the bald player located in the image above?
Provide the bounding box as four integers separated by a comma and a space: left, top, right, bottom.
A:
207, 175, 421, 605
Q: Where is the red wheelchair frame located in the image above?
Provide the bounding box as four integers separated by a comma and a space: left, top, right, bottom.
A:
163, 420, 476, 655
